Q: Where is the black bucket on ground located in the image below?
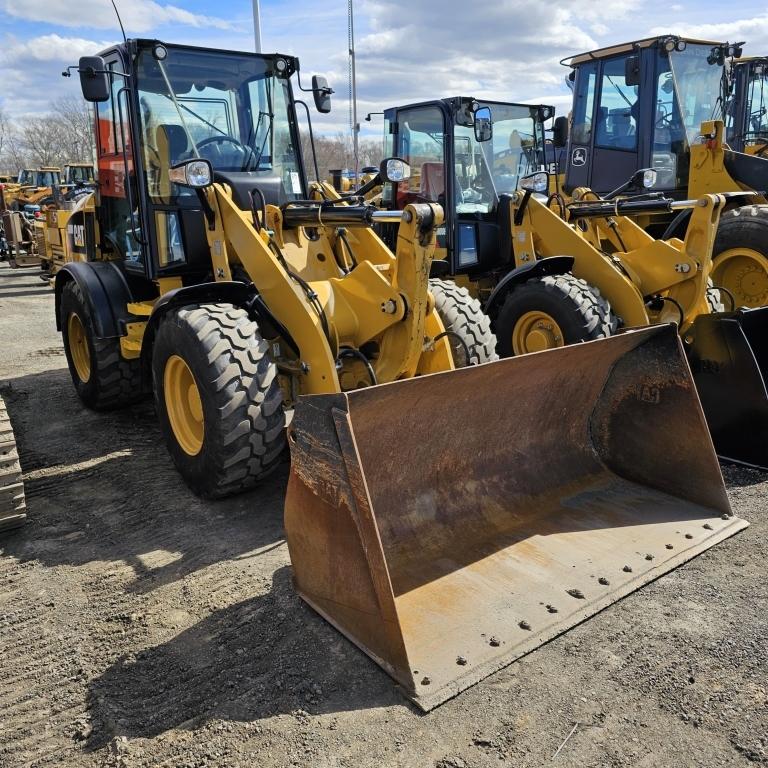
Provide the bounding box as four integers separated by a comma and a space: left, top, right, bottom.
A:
687, 307, 768, 469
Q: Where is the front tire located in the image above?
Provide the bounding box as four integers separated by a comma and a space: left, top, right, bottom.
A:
712, 206, 768, 308
495, 273, 617, 357
60, 280, 142, 410
152, 303, 285, 499
429, 278, 498, 366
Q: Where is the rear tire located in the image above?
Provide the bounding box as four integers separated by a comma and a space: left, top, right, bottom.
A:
712, 206, 768, 308
60, 280, 142, 410
152, 303, 286, 499
495, 273, 617, 357
429, 278, 498, 366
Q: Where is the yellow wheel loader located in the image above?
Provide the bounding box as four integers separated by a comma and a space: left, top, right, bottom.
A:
559, 36, 768, 310
55, 41, 745, 710
378, 96, 768, 469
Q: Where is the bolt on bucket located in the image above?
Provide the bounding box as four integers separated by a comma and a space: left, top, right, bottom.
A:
688, 307, 768, 469
284, 325, 747, 711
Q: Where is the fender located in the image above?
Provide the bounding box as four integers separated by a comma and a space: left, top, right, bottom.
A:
484, 256, 575, 318
139, 281, 300, 386
54, 261, 134, 338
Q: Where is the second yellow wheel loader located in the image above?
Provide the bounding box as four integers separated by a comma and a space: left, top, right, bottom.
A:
55, 40, 745, 710
560, 36, 768, 309
378, 96, 768, 470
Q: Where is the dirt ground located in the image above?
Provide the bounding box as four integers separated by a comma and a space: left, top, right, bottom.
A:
0, 262, 766, 768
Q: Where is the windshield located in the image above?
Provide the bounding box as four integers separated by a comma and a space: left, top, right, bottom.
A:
68, 166, 94, 184
18, 170, 33, 185
136, 47, 303, 203
455, 102, 544, 214
744, 63, 768, 139
36, 171, 61, 187
667, 44, 726, 144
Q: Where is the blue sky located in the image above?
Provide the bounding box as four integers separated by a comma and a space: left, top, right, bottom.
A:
3, 0, 768, 137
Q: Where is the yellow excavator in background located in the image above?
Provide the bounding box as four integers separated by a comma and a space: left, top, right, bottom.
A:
53, 39, 745, 710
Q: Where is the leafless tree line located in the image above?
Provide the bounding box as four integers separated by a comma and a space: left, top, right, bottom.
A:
0, 98, 97, 174
300, 132, 384, 182
0, 97, 381, 184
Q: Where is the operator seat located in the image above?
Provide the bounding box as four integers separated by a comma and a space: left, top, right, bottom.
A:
420, 162, 445, 201
154, 124, 191, 201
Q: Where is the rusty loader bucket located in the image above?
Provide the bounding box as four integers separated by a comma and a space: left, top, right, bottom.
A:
284, 325, 747, 710
688, 308, 768, 469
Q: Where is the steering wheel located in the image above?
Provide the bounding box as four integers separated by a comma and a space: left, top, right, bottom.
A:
196, 136, 256, 168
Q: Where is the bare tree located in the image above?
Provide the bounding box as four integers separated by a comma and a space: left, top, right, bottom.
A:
20, 116, 69, 167
300, 131, 384, 183
50, 97, 96, 163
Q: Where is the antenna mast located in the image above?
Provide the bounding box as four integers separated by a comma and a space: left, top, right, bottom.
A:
348, 0, 359, 180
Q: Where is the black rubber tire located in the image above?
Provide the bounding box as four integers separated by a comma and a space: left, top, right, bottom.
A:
60, 280, 143, 410
712, 205, 768, 307
152, 303, 286, 499
495, 273, 617, 358
429, 278, 498, 366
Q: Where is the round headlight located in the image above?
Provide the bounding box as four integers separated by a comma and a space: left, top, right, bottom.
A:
275, 58, 288, 74
664, 39, 676, 52
642, 169, 658, 189
186, 160, 212, 188
153, 44, 168, 61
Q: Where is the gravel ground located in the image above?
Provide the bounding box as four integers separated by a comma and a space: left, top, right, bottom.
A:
0, 262, 766, 768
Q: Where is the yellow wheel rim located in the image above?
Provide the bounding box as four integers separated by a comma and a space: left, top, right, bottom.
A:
512, 311, 564, 355
712, 248, 768, 308
164, 355, 204, 456
67, 312, 91, 383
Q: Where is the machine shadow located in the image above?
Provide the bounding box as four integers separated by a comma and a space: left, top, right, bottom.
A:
85, 565, 402, 749
1, 369, 289, 591
720, 462, 768, 488
0, 288, 53, 298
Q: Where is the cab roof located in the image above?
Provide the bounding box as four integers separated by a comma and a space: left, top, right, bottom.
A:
562, 35, 725, 67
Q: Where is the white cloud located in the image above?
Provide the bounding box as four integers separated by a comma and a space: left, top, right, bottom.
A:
1, 0, 232, 33
650, 14, 768, 52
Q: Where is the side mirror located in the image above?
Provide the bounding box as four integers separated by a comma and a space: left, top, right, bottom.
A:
312, 75, 332, 114
625, 55, 640, 87
474, 106, 492, 143
553, 116, 569, 148
78, 56, 110, 103
380, 157, 411, 183
168, 159, 213, 188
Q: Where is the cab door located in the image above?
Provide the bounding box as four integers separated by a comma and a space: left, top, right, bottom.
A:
567, 54, 642, 194
93, 52, 146, 272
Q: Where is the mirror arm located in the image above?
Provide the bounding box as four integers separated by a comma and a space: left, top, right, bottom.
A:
296, 70, 334, 96
62, 64, 129, 79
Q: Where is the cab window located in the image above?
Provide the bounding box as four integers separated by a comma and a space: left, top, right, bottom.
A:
594, 56, 638, 150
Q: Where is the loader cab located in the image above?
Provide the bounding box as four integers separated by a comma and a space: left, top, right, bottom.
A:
78, 39, 310, 283
727, 58, 768, 154
17, 169, 34, 186
382, 97, 550, 276
35, 168, 62, 188
64, 164, 96, 186
564, 36, 737, 196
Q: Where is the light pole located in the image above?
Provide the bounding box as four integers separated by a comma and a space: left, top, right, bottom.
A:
253, 0, 262, 53
348, 0, 359, 179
